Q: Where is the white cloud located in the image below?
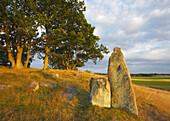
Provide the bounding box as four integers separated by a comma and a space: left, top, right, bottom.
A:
142, 48, 170, 60
94, 15, 116, 25
150, 9, 166, 17
124, 15, 147, 34
123, 39, 170, 61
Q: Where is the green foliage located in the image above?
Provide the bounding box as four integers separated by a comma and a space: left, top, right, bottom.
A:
85, 70, 91, 73
47, 0, 109, 70
0, 0, 38, 68
1, 0, 109, 69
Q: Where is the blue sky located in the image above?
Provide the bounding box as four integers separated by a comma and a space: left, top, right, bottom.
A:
31, 0, 170, 74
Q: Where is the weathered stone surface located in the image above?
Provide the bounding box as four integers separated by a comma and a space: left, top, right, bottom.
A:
60, 86, 78, 103
0, 85, 12, 91
108, 47, 138, 115
89, 78, 111, 107
60, 93, 75, 103
39, 82, 56, 88
27, 81, 39, 92
65, 86, 78, 96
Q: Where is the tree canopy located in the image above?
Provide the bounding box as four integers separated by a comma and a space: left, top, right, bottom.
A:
0, 0, 109, 70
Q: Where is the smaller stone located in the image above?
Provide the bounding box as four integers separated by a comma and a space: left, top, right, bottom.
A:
62, 82, 69, 87
60, 86, 78, 103
60, 93, 75, 103
27, 81, 39, 92
0, 85, 12, 91
65, 86, 78, 96
52, 74, 59, 78
39, 82, 56, 88
55, 74, 59, 78
73, 73, 80, 76
89, 78, 111, 107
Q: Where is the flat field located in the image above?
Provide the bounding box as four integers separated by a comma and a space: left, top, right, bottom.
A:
132, 76, 170, 91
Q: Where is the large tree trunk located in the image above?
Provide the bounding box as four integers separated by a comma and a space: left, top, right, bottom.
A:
24, 44, 31, 68
15, 46, 24, 69
72, 59, 79, 70
43, 46, 50, 69
6, 41, 16, 68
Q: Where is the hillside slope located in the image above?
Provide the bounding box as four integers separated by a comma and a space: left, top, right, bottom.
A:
0, 67, 170, 121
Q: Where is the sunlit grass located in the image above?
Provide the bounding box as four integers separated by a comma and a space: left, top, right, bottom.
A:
0, 66, 170, 120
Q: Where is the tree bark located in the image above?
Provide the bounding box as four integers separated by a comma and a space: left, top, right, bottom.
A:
15, 46, 24, 69
72, 59, 79, 70
6, 41, 16, 68
43, 46, 50, 69
24, 44, 31, 68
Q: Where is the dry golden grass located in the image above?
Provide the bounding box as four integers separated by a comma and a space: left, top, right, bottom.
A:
0, 66, 170, 120
134, 84, 170, 121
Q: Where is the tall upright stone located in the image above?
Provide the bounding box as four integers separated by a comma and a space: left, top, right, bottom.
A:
108, 47, 138, 115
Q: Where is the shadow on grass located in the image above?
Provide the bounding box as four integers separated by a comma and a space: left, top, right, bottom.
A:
29, 71, 58, 82
73, 87, 92, 120
38, 71, 56, 81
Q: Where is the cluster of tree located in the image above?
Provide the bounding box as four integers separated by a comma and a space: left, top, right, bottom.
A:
0, 0, 109, 70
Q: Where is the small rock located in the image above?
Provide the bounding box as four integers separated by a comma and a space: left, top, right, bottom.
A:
55, 74, 59, 78
65, 86, 78, 96
62, 82, 69, 87
89, 78, 111, 107
27, 81, 39, 92
60, 93, 75, 103
0, 85, 12, 91
60, 86, 78, 103
39, 82, 56, 88
52, 74, 59, 78
73, 73, 80, 76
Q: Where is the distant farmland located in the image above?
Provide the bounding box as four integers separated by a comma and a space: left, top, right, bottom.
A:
131, 76, 170, 91
97, 73, 170, 91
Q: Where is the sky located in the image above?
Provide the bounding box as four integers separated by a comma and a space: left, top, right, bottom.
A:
31, 0, 170, 74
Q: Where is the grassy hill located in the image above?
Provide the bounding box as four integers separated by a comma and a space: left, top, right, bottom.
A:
0, 66, 170, 120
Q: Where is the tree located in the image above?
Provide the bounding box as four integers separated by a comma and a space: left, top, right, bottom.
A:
0, 37, 10, 66
0, 0, 37, 68
48, 0, 109, 70
1, 0, 109, 70
36, 0, 73, 69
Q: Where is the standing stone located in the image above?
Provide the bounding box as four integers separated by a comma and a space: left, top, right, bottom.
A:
108, 47, 138, 115
89, 78, 111, 107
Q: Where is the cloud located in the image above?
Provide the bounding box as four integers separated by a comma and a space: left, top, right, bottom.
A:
78, 0, 170, 73
123, 15, 147, 34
